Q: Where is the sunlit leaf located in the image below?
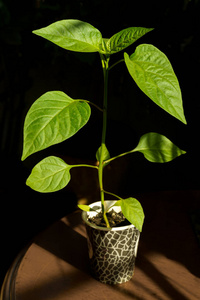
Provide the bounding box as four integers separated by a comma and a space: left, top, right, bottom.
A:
33, 19, 103, 53
22, 91, 91, 160
115, 198, 144, 232
26, 156, 71, 193
132, 132, 186, 162
78, 204, 97, 212
107, 27, 153, 54
124, 44, 187, 124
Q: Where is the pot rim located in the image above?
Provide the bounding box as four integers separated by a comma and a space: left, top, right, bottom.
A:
82, 200, 135, 231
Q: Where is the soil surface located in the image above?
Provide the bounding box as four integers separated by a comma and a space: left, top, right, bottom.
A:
88, 210, 131, 227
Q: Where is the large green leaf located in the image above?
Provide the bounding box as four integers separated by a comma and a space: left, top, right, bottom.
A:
132, 132, 186, 163
124, 44, 187, 124
106, 27, 153, 54
22, 91, 91, 160
115, 198, 144, 232
33, 19, 103, 53
26, 156, 71, 193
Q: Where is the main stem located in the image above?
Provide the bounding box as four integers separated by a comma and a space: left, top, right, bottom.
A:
99, 54, 110, 228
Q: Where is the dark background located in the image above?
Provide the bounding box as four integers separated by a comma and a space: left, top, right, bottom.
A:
1, 0, 200, 284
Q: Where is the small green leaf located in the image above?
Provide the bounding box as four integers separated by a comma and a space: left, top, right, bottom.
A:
116, 198, 144, 232
101, 38, 110, 53
124, 44, 187, 124
96, 144, 110, 162
22, 91, 91, 160
26, 156, 71, 193
107, 27, 153, 54
133, 132, 186, 163
78, 204, 97, 212
33, 19, 103, 53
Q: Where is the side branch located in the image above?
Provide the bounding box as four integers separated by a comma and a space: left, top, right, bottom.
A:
104, 149, 134, 165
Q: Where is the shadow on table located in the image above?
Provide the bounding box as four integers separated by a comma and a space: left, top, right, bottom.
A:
138, 190, 200, 278
135, 254, 198, 300
34, 207, 199, 300
35, 215, 90, 274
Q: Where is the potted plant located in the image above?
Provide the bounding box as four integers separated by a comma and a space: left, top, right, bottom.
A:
21, 20, 186, 284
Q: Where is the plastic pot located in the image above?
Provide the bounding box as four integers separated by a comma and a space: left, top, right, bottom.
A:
82, 201, 140, 285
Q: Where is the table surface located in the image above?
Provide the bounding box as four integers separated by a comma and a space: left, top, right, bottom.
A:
1, 190, 200, 300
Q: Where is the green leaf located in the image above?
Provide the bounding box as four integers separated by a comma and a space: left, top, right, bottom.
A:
101, 38, 110, 53
116, 198, 144, 232
96, 144, 110, 162
77, 204, 97, 212
124, 44, 187, 124
33, 19, 103, 53
106, 27, 153, 54
133, 132, 186, 163
22, 91, 91, 160
26, 156, 71, 193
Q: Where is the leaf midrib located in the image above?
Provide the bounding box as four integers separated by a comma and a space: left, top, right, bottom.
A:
131, 60, 180, 94
34, 165, 69, 183
42, 30, 101, 51
24, 101, 81, 157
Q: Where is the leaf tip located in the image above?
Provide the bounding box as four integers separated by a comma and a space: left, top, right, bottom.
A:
32, 29, 43, 38
178, 111, 187, 125
21, 153, 26, 162
32, 29, 38, 35
181, 149, 187, 155
182, 118, 187, 125
21, 148, 29, 161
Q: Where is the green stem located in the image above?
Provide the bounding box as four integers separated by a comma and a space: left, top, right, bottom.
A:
99, 54, 110, 228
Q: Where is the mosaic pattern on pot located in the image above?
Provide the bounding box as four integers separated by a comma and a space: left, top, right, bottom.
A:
85, 224, 140, 284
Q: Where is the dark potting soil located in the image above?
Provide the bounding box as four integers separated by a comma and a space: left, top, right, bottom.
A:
88, 209, 131, 228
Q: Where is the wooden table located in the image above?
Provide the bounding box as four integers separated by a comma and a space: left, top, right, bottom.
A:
1, 191, 200, 300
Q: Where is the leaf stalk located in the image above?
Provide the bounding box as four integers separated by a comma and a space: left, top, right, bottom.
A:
81, 100, 103, 112
72, 164, 98, 169
109, 59, 125, 71
103, 190, 122, 201
104, 150, 135, 165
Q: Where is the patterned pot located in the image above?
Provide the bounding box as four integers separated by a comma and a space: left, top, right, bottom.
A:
82, 201, 140, 285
